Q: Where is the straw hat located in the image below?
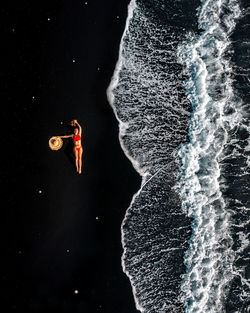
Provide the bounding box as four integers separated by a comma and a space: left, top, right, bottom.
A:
49, 136, 63, 151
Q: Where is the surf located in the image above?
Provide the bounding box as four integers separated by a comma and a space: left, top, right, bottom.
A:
107, 0, 249, 312
176, 0, 244, 312
107, 0, 197, 311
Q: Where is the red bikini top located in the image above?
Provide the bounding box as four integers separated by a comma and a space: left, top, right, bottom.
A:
73, 134, 81, 141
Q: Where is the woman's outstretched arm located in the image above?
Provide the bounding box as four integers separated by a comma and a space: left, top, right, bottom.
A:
60, 134, 73, 138
75, 120, 82, 137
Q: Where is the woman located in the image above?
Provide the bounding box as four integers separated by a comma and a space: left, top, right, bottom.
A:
60, 120, 83, 174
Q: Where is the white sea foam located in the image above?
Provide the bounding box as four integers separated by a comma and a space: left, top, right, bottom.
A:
107, 0, 249, 311
107, 0, 193, 311
176, 0, 244, 312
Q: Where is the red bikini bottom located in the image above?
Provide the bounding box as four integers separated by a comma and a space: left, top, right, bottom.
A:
75, 147, 81, 151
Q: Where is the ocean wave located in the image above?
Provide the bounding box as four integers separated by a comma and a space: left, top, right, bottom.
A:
107, 0, 249, 312
107, 0, 197, 311
176, 0, 249, 312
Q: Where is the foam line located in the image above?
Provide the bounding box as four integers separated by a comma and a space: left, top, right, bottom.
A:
177, 0, 242, 312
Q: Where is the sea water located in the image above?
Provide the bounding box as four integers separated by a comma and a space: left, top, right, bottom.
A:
107, 0, 249, 312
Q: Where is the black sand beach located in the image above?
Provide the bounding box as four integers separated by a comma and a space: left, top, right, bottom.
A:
1, 0, 140, 312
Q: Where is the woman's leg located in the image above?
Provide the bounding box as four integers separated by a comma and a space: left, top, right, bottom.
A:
78, 148, 83, 174
74, 148, 79, 173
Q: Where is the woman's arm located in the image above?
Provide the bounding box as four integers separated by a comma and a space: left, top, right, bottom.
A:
60, 134, 73, 138
75, 120, 82, 137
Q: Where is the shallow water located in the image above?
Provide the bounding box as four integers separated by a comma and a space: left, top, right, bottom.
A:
107, 0, 250, 312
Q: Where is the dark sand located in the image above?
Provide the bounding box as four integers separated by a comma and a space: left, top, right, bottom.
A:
1, 0, 140, 312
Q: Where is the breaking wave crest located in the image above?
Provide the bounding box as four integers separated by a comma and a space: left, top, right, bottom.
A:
177, 0, 249, 312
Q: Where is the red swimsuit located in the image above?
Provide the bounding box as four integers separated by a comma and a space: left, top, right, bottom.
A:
73, 134, 81, 151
